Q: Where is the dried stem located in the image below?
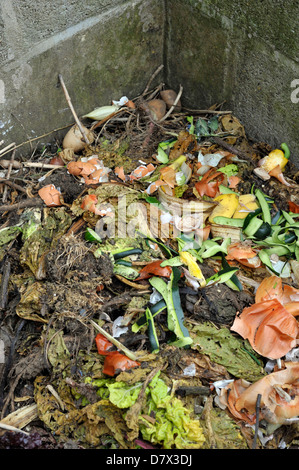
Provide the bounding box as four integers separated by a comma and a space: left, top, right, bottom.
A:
0, 160, 65, 170
0, 142, 16, 157
2, 147, 16, 202
58, 74, 91, 144
142, 64, 164, 97
0, 197, 43, 213
89, 319, 138, 361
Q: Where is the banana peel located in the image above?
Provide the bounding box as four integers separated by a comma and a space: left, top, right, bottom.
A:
233, 194, 259, 219
209, 193, 239, 223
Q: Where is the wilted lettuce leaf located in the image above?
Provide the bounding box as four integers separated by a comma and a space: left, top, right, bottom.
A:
107, 382, 143, 409
139, 372, 205, 449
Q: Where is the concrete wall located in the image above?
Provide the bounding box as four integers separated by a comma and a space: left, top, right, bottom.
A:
0, 0, 298, 164
0, 0, 164, 154
165, 0, 299, 164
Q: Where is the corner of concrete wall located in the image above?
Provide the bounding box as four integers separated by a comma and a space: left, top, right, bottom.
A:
0, 0, 165, 155
164, 0, 299, 165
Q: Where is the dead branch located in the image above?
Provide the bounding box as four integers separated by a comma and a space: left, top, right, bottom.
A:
0, 197, 43, 212
0, 160, 65, 170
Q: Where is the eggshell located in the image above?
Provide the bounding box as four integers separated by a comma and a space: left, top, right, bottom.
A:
62, 124, 94, 152
38, 184, 62, 206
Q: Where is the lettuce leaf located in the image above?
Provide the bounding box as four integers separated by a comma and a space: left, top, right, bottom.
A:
107, 382, 143, 409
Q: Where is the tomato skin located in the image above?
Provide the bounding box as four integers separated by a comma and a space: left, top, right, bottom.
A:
95, 334, 140, 376
95, 333, 115, 355
135, 260, 172, 281
103, 352, 140, 377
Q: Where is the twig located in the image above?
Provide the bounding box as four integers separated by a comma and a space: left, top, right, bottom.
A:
89, 319, 138, 361
58, 73, 91, 144
0, 178, 27, 194
183, 107, 232, 115
0, 124, 72, 160
142, 64, 164, 97
0, 159, 65, 170
0, 197, 43, 213
0, 259, 11, 309
2, 147, 16, 202
0, 142, 16, 157
252, 393, 262, 449
213, 136, 255, 165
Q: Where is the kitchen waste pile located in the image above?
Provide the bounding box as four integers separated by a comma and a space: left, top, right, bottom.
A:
1, 67, 299, 449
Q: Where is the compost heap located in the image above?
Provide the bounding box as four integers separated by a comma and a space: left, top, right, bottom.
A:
1, 76, 299, 450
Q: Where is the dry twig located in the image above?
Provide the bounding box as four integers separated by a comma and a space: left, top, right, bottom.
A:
58, 73, 91, 144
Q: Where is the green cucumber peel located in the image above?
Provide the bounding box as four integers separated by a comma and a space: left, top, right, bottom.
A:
255, 188, 271, 224
213, 216, 244, 228
243, 208, 262, 230
113, 248, 143, 260
149, 268, 192, 347
219, 184, 239, 195
132, 300, 166, 333
243, 217, 263, 238
145, 307, 160, 353
85, 227, 102, 244
205, 266, 239, 286
253, 222, 272, 240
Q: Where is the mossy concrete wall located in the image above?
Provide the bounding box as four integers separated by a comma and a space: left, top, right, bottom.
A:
165, 0, 299, 164
0, 0, 164, 153
0, 0, 298, 164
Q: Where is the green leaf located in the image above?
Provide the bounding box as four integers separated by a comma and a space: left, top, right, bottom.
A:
206, 266, 239, 285
139, 372, 206, 449
107, 382, 142, 408
145, 307, 160, 353
218, 164, 238, 177
160, 256, 183, 267
186, 116, 195, 134
201, 238, 231, 259
157, 145, 169, 163
195, 117, 209, 137
190, 321, 264, 382
113, 264, 139, 279
208, 115, 219, 132
0, 226, 22, 246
